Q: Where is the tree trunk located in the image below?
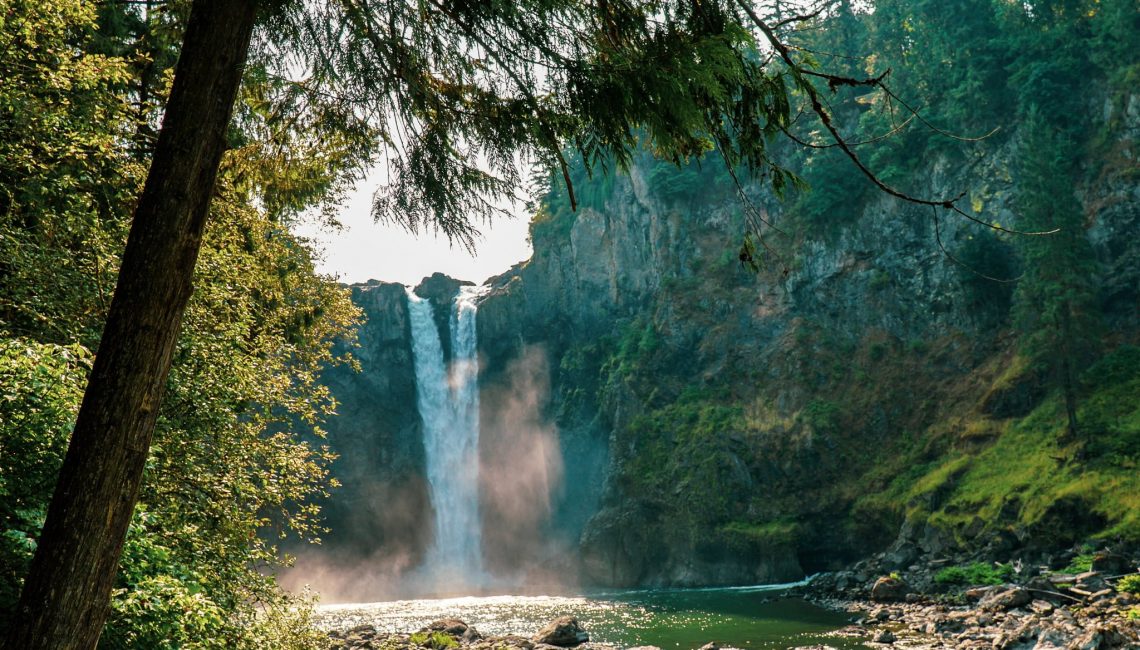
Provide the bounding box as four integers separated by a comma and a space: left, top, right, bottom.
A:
6, 1, 258, 648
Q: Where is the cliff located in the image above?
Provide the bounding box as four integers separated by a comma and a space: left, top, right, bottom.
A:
475, 94, 1140, 586
291, 92, 1139, 593
278, 281, 432, 600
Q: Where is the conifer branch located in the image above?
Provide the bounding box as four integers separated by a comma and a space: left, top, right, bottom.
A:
732, 0, 1056, 238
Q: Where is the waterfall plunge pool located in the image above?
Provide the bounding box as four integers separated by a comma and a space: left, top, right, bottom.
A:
314, 585, 869, 649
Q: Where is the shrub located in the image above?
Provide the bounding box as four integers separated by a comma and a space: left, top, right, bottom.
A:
1062, 553, 1095, 574
410, 632, 458, 649
934, 562, 1014, 586
1117, 574, 1140, 595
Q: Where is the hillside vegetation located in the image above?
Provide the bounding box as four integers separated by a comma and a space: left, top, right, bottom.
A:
498, 0, 1140, 580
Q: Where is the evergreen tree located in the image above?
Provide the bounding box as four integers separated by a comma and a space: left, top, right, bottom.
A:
1012, 112, 1101, 443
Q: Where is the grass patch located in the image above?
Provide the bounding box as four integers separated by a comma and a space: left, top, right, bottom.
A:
866, 344, 1140, 546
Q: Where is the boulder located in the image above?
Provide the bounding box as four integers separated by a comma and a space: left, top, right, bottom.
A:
870, 576, 908, 602
980, 586, 1031, 612
422, 619, 471, 636
871, 629, 896, 644
532, 617, 589, 647
417, 619, 483, 645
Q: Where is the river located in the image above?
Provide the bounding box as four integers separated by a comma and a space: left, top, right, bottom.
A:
314, 585, 869, 649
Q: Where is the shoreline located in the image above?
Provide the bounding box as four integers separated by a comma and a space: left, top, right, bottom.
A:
805, 593, 1139, 649
320, 567, 1140, 650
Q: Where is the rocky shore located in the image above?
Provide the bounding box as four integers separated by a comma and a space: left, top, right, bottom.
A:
326, 616, 614, 650
796, 545, 1140, 650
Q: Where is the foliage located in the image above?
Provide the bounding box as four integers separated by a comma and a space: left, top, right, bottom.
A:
410, 631, 459, 649
0, 0, 138, 344
800, 399, 842, 436
0, 0, 359, 644
1062, 553, 1095, 574
892, 343, 1140, 543
614, 385, 756, 543
934, 562, 1014, 586
271, 0, 808, 251
1117, 575, 1140, 595
0, 340, 91, 623
1012, 111, 1102, 440
956, 231, 1018, 325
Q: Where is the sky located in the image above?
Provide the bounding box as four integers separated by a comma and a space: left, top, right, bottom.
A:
291, 172, 535, 287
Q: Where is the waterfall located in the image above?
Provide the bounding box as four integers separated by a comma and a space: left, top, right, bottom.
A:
406, 286, 483, 584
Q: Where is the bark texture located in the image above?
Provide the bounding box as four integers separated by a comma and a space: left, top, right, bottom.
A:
6, 1, 259, 647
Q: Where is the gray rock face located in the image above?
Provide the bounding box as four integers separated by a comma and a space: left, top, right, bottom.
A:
280, 281, 432, 600
414, 272, 474, 363
474, 103, 1140, 584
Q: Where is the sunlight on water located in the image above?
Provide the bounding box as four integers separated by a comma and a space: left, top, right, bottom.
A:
315, 585, 868, 649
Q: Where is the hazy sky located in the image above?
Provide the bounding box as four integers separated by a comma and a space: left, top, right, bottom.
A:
292, 173, 534, 287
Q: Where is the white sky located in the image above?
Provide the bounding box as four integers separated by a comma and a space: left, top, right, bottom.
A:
292, 173, 534, 287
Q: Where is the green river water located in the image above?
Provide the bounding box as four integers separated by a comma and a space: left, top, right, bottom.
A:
315, 585, 869, 649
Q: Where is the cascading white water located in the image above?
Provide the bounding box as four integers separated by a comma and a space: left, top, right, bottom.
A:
406, 287, 483, 584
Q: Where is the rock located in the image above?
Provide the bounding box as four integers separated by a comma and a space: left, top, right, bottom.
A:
1089, 589, 1114, 602
882, 543, 919, 571
1090, 552, 1131, 575
626, 646, 663, 650
348, 624, 378, 638
422, 619, 471, 636
697, 643, 718, 650
981, 586, 1032, 612
532, 617, 589, 647
497, 635, 536, 649
1049, 574, 1080, 586
870, 576, 908, 602
871, 629, 896, 644
1030, 600, 1055, 615
965, 585, 996, 602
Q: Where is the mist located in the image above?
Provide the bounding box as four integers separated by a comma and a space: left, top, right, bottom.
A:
279, 341, 585, 603
477, 346, 573, 589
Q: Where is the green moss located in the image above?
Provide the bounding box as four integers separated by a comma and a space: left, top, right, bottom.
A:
876, 344, 1140, 544
719, 520, 799, 547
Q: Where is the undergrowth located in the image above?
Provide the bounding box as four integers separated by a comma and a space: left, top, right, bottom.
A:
934, 562, 1014, 586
